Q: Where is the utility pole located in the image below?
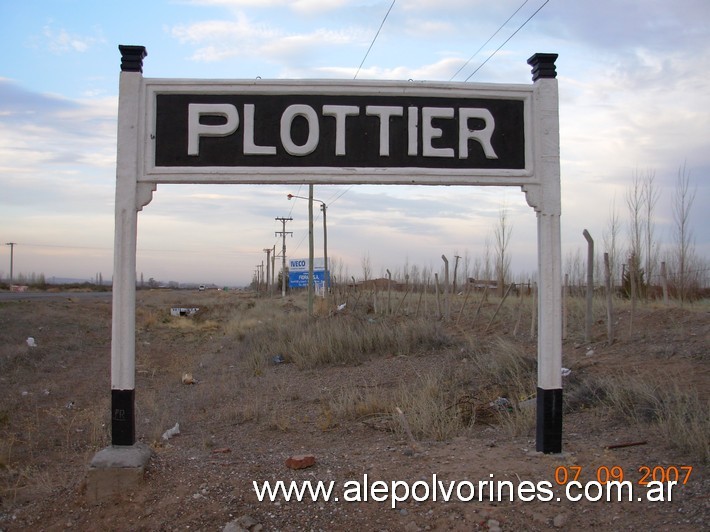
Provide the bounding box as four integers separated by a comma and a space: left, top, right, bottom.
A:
308, 184, 314, 316
263, 248, 272, 296
287, 189, 329, 309
5, 243, 16, 285
271, 245, 276, 296
275, 217, 293, 297
320, 201, 329, 303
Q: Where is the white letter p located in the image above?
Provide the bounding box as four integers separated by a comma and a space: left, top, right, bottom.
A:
187, 103, 239, 156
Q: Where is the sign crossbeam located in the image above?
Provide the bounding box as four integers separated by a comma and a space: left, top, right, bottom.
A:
142, 79, 534, 185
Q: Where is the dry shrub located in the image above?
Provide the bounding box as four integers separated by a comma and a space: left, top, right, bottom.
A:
654, 387, 709, 463
394, 370, 465, 441
241, 314, 450, 370
166, 316, 220, 333
322, 335, 541, 441
462, 336, 537, 436
563, 373, 609, 412
496, 402, 536, 438
136, 307, 162, 330
567, 373, 709, 463
325, 363, 471, 442
327, 385, 394, 421
607, 376, 710, 463
465, 337, 536, 400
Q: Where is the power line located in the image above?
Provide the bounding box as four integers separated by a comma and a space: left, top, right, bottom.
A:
354, 0, 396, 79
288, 184, 355, 256
450, 0, 530, 82
328, 185, 354, 206
303, 0, 543, 220
294, 0, 390, 223
465, 0, 550, 82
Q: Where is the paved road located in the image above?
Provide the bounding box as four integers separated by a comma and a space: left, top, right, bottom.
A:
0, 291, 112, 301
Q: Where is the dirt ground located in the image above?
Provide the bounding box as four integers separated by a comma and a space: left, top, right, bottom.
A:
0, 289, 707, 531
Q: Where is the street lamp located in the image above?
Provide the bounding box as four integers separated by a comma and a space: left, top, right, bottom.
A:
287, 191, 329, 303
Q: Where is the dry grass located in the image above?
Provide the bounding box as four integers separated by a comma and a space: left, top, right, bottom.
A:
240, 312, 451, 371
139, 286, 710, 460
0, 286, 707, 520
84, 290, 710, 455
563, 370, 709, 463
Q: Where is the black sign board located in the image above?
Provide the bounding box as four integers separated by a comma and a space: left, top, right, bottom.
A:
152, 93, 526, 171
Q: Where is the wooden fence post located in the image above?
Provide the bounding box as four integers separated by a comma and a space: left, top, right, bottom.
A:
513, 281, 525, 337
434, 273, 441, 319
629, 253, 636, 335
456, 281, 471, 326
604, 252, 614, 344
486, 283, 513, 332
660, 261, 669, 306
583, 229, 594, 343
562, 273, 568, 340
386, 269, 392, 315
441, 255, 450, 321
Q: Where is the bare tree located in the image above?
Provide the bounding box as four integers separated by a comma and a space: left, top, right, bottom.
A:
672, 162, 697, 304
361, 252, 372, 282
409, 264, 421, 291
642, 171, 660, 288
603, 196, 622, 289
483, 236, 492, 283
472, 255, 482, 282
564, 248, 583, 288
463, 250, 471, 285
626, 169, 662, 298
494, 205, 512, 297
626, 170, 644, 293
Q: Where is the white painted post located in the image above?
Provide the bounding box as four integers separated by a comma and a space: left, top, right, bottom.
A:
111, 45, 147, 446
526, 53, 563, 453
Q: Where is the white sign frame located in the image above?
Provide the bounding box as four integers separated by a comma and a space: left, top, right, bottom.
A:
109, 46, 562, 454
141, 79, 535, 186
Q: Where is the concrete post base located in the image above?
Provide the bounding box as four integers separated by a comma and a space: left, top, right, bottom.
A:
86, 443, 152, 503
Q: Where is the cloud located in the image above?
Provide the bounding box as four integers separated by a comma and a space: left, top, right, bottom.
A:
0, 78, 79, 114
40, 24, 105, 54
171, 12, 361, 65
3, 0, 707, 286
0, 79, 117, 225
170, 14, 276, 45
315, 56, 468, 81
544, 0, 710, 52
182, 0, 350, 14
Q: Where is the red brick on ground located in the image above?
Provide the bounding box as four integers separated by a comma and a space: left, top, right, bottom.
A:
285, 454, 316, 469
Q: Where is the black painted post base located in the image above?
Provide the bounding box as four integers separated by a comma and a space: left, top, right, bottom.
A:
536, 387, 563, 453
111, 389, 135, 446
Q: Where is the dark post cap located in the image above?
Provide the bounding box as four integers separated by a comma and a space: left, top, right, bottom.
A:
119, 45, 148, 73
527, 53, 558, 81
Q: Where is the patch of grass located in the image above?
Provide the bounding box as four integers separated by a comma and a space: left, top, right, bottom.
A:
242, 314, 451, 370
394, 370, 466, 441
460, 336, 538, 436
651, 385, 709, 463
327, 384, 394, 421
566, 373, 710, 463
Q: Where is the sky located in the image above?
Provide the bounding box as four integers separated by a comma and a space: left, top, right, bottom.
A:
1, 0, 708, 287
